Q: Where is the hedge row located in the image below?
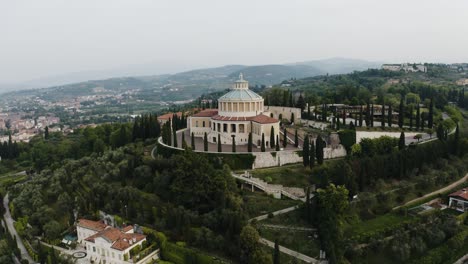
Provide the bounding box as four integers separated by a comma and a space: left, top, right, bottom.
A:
160, 242, 216, 264
155, 142, 255, 170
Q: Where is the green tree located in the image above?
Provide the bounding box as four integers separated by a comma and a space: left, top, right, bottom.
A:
399, 131, 405, 150
398, 96, 404, 128
387, 104, 392, 127
454, 123, 460, 155
240, 225, 271, 264
261, 133, 266, 152
173, 129, 178, 148
381, 104, 385, 128
428, 97, 434, 128
294, 130, 299, 148
44, 126, 49, 140
359, 105, 363, 127
310, 141, 316, 169
204, 132, 208, 151
416, 104, 421, 131
316, 184, 349, 264
270, 127, 275, 148
273, 239, 280, 264
191, 132, 195, 150
437, 124, 444, 141
275, 135, 280, 151
181, 132, 187, 149
232, 135, 236, 153
283, 128, 287, 148
248, 132, 252, 152
303, 135, 310, 167
218, 134, 222, 152
316, 135, 324, 165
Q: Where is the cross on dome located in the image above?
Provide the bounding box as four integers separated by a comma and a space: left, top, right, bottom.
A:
239, 73, 244, 81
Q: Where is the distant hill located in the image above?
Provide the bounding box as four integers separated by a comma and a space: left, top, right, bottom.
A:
0, 58, 383, 100
288, 57, 382, 75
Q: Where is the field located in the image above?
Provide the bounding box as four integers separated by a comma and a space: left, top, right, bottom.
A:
248, 164, 310, 187
242, 191, 301, 218
259, 227, 320, 258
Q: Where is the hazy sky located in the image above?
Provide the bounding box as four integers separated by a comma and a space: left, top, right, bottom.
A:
1, 0, 468, 83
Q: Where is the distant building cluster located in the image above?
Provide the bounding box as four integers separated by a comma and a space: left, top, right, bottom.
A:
382, 63, 427, 73
0, 113, 60, 143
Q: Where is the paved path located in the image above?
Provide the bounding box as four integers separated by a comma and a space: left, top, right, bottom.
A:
453, 253, 468, 264
250, 205, 300, 222
3, 193, 35, 263
393, 173, 468, 210
260, 224, 316, 232
260, 237, 318, 263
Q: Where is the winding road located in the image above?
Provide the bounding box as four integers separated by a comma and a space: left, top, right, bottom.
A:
3, 193, 34, 263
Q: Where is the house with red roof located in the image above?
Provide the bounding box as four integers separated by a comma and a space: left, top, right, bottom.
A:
448, 188, 468, 212
77, 219, 158, 264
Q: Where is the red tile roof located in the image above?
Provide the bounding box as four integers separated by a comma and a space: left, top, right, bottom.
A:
77, 219, 107, 232
122, 225, 134, 233
85, 227, 146, 251
158, 112, 182, 120
249, 114, 279, 124
211, 114, 278, 124
449, 189, 468, 201
192, 109, 218, 117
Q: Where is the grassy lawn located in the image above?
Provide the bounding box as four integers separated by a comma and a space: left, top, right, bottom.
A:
242, 191, 301, 218
259, 227, 320, 258
344, 213, 414, 239
261, 207, 311, 228
249, 164, 310, 187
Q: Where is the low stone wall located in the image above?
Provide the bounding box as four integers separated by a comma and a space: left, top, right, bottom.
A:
356, 131, 420, 143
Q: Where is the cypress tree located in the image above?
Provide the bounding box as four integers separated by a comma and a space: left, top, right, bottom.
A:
261, 133, 266, 152
191, 132, 195, 150
218, 134, 222, 152
283, 128, 287, 148
44, 126, 49, 140
399, 131, 405, 150
291, 113, 295, 123
381, 105, 385, 128
204, 132, 208, 151
294, 129, 299, 148
307, 105, 311, 120
336, 116, 341, 130
316, 135, 324, 165
310, 140, 316, 169
342, 110, 346, 126
416, 104, 421, 131
365, 102, 371, 127
409, 106, 413, 130
398, 96, 404, 128
387, 104, 392, 127
248, 132, 252, 152
173, 129, 178, 147
181, 132, 187, 149
428, 97, 434, 128
270, 127, 275, 148
303, 135, 310, 167
437, 124, 444, 141
232, 135, 236, 153
276, 135, 280, 151
273, 239, 280, 264
359, 105, 363, 127
370, 104, 374, 127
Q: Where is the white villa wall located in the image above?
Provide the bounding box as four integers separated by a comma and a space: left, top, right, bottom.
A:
356, 131, 419, 143
265, 106, 302, 124
77, 226, 98, 244
85, 236, 146, 264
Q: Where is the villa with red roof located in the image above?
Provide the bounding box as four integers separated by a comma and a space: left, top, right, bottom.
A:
77, 219, 158, 264
188, 74, 280, 147
448, 188, 468, 212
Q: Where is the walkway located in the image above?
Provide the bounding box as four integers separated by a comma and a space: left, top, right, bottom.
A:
3, 193, 35, 263
249, 205, 300, 222
260, 237, 319, 264
260, 224, 316, 232
393, 173, 468, 210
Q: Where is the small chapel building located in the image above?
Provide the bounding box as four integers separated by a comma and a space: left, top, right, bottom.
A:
188, 74, 280, 147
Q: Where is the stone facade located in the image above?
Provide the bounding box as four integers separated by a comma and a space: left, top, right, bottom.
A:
188, 74, 280, 146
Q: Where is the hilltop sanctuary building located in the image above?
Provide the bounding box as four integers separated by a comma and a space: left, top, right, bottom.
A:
189, 74, 280, 147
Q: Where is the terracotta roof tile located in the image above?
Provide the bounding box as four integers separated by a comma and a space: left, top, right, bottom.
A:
158, 112, 182, 120
449, 189, 468, 201
85, 227, 146, 251
77, 219, 107, 232
192, 109, 218, 117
